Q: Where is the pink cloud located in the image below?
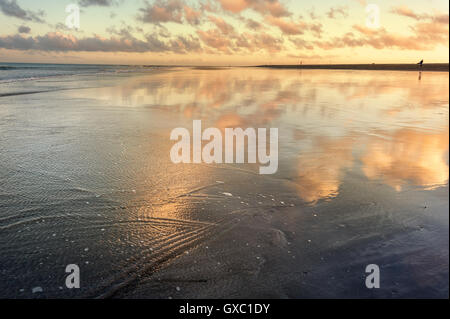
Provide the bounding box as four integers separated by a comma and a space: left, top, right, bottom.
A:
208, 15, 235, 34
266, 16, 303, 35
184, 5, 202, 25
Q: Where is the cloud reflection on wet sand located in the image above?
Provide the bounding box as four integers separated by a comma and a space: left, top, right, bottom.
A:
70, 67, 449, 204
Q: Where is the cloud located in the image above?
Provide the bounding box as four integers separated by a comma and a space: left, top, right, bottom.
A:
289, 37, 314, 50
106, 25, 134, 38
266, 16, 303, 35
242, 17, 262, 30
0, 31, 203, 54
239, 32, 284, 53
390, 5, 449, 25
327, 6, 348, 19
353, 0, 366, 6
208, 15, 235, 34
315, 23, 449, 51
0, 0, 45, 23
433, 14, 449, 24
306, 22, 323, 38
308, 7, 319, 20
78, 0, 118, 6
138, 0, 184, 24
218, 0, 291, 17
184, 5, 202, 25
138, 0, 203, 26
196, 29, 232, 53
200, 0, 220, 13
390, 5, 423, 20
266, 16, 323, 37
18, 25, 30, 34
170, 34, 202, 53
196, 27, 284, 54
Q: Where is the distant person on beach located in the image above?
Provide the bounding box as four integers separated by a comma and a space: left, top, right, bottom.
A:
417, 59, 424, 68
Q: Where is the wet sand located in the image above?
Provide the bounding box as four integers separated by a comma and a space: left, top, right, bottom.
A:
124, 186, 448, 299
0, 67, 448, 298
257, 63, 449, 72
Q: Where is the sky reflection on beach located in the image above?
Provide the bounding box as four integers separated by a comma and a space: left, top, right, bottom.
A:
70, 68, 449, 204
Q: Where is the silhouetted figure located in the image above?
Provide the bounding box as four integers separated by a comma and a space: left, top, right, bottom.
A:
417, 59, 424, 68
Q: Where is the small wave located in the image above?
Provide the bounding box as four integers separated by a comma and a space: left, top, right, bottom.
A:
0, 66, 18, 70
0, 90, 54, 97
0, 65, 45, 71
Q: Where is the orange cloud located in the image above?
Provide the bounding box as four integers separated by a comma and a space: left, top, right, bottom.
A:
391, 5, 424, 20
218, 0, 290, 17
316, 22, 449, 51
391, 5, 449, 24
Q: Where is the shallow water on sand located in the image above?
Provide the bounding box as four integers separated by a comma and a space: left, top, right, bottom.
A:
0, 67, 448, 298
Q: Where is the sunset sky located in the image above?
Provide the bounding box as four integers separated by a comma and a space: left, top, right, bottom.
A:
0, 0, 448, 65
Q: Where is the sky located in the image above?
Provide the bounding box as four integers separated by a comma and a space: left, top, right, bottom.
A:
0, 0, 448, 65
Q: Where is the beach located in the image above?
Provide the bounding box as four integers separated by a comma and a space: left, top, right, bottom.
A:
0, 65, 448, 298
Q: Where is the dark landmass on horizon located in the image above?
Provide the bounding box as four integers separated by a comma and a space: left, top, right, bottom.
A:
256, 63, 449, 72
1, 62, 449, 71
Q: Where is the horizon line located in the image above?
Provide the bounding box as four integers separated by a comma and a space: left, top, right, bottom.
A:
1, 61, 449, 67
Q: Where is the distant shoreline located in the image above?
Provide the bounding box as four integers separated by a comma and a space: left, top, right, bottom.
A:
1, 62, 449, 71
255, 63, 449, 72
